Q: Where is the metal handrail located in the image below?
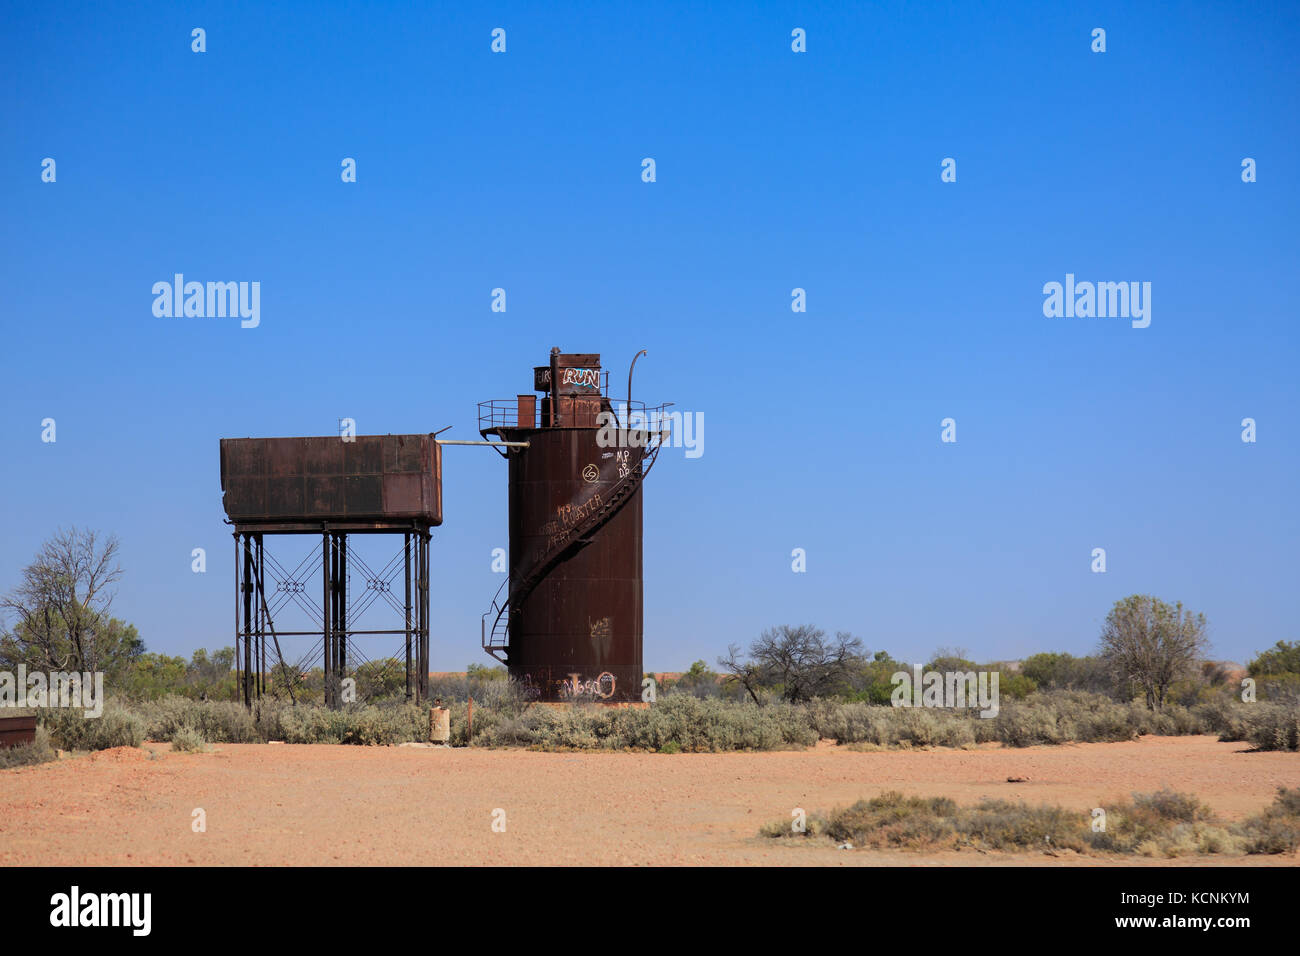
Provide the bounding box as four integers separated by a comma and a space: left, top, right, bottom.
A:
477, 399, 676, 433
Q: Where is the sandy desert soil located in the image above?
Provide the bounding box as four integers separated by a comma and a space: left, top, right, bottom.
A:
1, 735, 1296, 866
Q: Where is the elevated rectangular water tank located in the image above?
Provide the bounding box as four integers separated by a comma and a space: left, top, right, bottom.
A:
219, 434, 442, 528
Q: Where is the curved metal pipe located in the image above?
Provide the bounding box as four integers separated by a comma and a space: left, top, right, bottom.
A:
627, 349, 647, 414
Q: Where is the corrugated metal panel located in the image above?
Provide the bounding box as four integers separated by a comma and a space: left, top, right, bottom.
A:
219, 434, 442, 526
0, 715, 37, 749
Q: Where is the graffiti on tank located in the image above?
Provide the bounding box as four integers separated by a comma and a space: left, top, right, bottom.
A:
511, 673, 543, 700
557, 493, 602, 529
589, 616, 613, 659
533, 492, 602, 546
538, 493, 604, 551
560, 367, 600, 391
556, 671, 617, 700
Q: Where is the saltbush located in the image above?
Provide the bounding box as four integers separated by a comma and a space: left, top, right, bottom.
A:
40, 701, 145, 750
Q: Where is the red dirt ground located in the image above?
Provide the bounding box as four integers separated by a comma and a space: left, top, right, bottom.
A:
1, 735, 1296, 866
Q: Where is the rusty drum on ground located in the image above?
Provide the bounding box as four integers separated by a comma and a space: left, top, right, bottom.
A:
429, 706, 450, 745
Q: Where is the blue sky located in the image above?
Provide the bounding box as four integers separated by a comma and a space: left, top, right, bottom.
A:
2, 1, 1296, 670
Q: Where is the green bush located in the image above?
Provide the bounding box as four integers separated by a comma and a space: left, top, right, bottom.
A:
40, 701, 145, 751
1207, 697, 1300, 751
170, 726, 207, 753
1248, 641, 1300, 677
1257, 674, 1300, 700
1244, 700, 1300, 752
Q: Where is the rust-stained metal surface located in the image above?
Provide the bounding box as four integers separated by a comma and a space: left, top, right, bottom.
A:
482, 349, 663, 703
533, 354, 603, 396
219, 434, 442, 528
502, 427, 645, 702
0, 715, 37, 749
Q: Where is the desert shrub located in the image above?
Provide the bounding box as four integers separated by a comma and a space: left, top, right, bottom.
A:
960, 800, 1089, 852
995, 696, 1073, 747
1206, 698, 1300, 751
806, 700, 989, 748
778, 791, 1087, 853
1239, 819, 1300, 854
830, 793, 961, 849
1192, 695, 1237, 735
895, 708, 976, 748
252, 700, 427, 745
170, 726, 207, 753
765, 788, 1298, 857
1244, 700, 1300, 751
467, 696, 816, 752
40, 701, 145, 750
760, 811, 828, 838
992, 691, 1208, 747
1256, 673, 1300, 700
1133, 788, 1211, 823
0, 725, 56, 769
806, 700, 879, 744
1238, 787, 1300, 854
138, 696, 258, 743
1126, 700, 1200, 736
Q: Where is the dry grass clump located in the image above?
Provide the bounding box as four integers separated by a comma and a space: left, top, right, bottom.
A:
764, 787, 1300, 857
169, 726, 208, 753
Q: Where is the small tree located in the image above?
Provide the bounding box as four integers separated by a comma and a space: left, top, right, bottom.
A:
719, 625, 864, 704
718, 643, 766, 704
1097, 595, 1209, 711
1248, 640, 1300, 677
926, 646, 976, 672
0, 528, 140, 678
1021, 651, 1113, 694
466, 662, 507, 682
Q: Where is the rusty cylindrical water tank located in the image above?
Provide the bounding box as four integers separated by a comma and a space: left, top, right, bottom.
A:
482, 350, 657, 702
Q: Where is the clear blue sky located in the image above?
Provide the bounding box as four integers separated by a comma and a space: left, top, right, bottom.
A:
2, 1, 1296, 670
